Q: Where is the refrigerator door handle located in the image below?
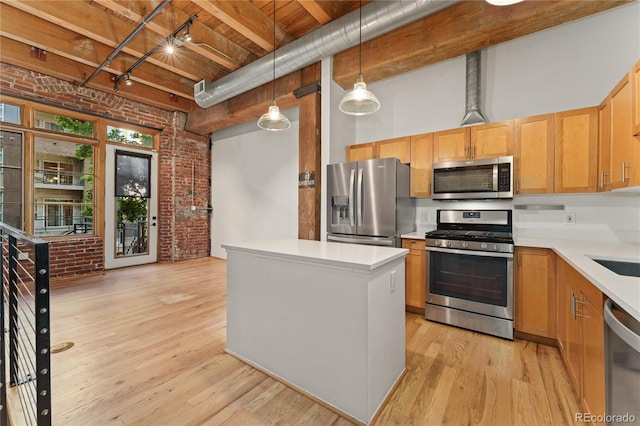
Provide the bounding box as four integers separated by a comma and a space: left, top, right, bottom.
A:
357, 168, 364, 225
348, 169, 356, 227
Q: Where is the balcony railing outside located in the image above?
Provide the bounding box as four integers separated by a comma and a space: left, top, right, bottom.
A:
34, 169, 85, 187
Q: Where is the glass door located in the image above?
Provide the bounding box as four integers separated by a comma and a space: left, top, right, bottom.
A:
104, 145, 158, 269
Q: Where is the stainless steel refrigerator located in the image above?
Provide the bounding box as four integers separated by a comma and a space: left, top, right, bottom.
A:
326, 157, 415, 247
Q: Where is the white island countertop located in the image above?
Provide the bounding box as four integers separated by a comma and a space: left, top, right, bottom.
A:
222, 238, 408, 271
516, 238, 640, 321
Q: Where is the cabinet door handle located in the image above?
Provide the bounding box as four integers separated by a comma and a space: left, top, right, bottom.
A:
600, 171, 609, 188
571, 293, 576, 320
428, 182, 431, 195
470, 144, 475, 159
516, 250, 520, 267
622, 162, 630, 182
464, 145, 469, 159
515, 178, 519, 194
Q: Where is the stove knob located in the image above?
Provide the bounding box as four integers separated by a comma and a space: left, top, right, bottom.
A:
433, 240, 440, 247
493, 244, 499, 251
462, 242, 469, 249
444, 241, 451, 248
481, 242, 488, 250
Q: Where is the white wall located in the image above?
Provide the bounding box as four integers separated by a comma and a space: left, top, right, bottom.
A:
210, 111, 299, 259
355, 2, 640, 142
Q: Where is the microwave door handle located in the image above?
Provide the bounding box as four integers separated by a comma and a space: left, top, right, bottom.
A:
493, 164, 499, 192
349, 169, 356, 227
357, 168, 364, 225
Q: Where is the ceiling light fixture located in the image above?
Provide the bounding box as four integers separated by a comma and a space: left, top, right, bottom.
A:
183, 24, 192, 42
113, 14, 197, 92
339, 0, 380, 116
257, 0, 291, 131
486, 0, 524, 5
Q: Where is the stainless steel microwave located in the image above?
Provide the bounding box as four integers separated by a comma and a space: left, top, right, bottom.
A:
432, 156, 513, 200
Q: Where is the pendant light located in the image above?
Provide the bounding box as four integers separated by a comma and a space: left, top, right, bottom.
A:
339, 0, 380, 116
258, 0, 291, 131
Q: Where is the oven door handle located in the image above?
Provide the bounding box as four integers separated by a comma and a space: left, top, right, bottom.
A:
425, 246, 513, 258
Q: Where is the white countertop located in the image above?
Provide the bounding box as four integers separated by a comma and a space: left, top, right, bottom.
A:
516, 238, 640, 321
222, 238, 408, 271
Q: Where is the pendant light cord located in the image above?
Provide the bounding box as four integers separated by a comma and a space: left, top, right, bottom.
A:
359, 0, 362, 77
272, 0, 276, 102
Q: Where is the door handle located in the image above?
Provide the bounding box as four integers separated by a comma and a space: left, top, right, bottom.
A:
470, 144, 475, 159
600, 171, 609, 188
357, 168, 364, 225
464, 145, 469, 159
349, 169, 356, 227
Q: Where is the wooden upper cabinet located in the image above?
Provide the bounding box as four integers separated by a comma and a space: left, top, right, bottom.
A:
433, 127, 470, 163
433, 121, 513, 163
598, 98, 612, 191
377, 136, 411, 164
410, 133, 433, 197
633, 60, 640, 135
514, 114, 554, 194
346, 143, 376, 162
554, 107, 598, 193
470, 120, 514, 159
608, 73, 634, 189
515, 247, 556, 338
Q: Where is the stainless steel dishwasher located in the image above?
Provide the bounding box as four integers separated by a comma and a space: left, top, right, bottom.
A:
604, 299, 640, 425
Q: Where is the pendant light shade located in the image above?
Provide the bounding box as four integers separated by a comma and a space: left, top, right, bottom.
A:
339, 75, 380, 115
258, 102, 291, 131
339, 0, 380, 116
257, 0, 290, 131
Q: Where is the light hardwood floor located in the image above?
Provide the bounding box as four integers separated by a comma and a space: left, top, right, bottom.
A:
41, 257, 581, 425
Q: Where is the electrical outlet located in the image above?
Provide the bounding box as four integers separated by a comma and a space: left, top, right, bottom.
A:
565, 213, 576, 224
389, 271, 396, 294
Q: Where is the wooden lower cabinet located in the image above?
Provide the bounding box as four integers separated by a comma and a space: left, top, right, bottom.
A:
514, 247, 556, 339
556, 257, 605, 424
402, 238, 426, 314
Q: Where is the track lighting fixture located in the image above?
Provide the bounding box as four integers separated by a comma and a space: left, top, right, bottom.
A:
257, 0, 291, 131
183, 25, 192, 42
113, 14, 197, 92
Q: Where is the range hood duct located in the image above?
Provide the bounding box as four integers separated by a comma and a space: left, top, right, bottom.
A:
460, 50, 487, 126
194, 0, 460, 108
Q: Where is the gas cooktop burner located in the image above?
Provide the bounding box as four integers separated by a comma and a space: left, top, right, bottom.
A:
425, 229, 513, 243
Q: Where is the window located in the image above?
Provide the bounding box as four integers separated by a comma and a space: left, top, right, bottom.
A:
34, 136, 94, 236
107, 125, 154, 148
0, 103, 21, 125
34, 110, 94, 137
0, 130, 23, 229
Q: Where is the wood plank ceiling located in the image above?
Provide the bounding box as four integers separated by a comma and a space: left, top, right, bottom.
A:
0, 0, 632, 132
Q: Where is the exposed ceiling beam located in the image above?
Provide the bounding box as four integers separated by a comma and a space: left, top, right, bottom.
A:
0, 4, 195, 99
333, 0, 632, 89
296, 1, 331, 25
191, 0, 286, 52
0, 36, 194, 113
6, 0, 224, 82
91, 0, 250, 71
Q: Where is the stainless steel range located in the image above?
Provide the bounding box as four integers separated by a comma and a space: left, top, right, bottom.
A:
425, 210, 514, 340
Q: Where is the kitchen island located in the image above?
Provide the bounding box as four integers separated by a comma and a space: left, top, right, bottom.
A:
222, 239, 408, 425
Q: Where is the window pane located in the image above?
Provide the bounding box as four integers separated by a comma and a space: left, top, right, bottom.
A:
107, 125, 153, 147
0, 130, 23, 229
34, 110, 94, 137
0, 103, 22, 125
115, 151, 150, 198
34, 136, 94, 236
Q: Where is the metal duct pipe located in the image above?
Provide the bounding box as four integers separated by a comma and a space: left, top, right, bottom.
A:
460, 50, 487, 126
195, 0, 461, 108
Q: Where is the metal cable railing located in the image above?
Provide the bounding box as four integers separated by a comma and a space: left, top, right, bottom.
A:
0, 222, 51, 426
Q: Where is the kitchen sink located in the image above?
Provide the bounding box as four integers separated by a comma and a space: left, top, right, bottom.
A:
592, 258, 640, 278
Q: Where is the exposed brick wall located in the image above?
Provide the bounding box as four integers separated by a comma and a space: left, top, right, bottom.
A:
49, 237, 104, 279
1, 63, 211, 277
